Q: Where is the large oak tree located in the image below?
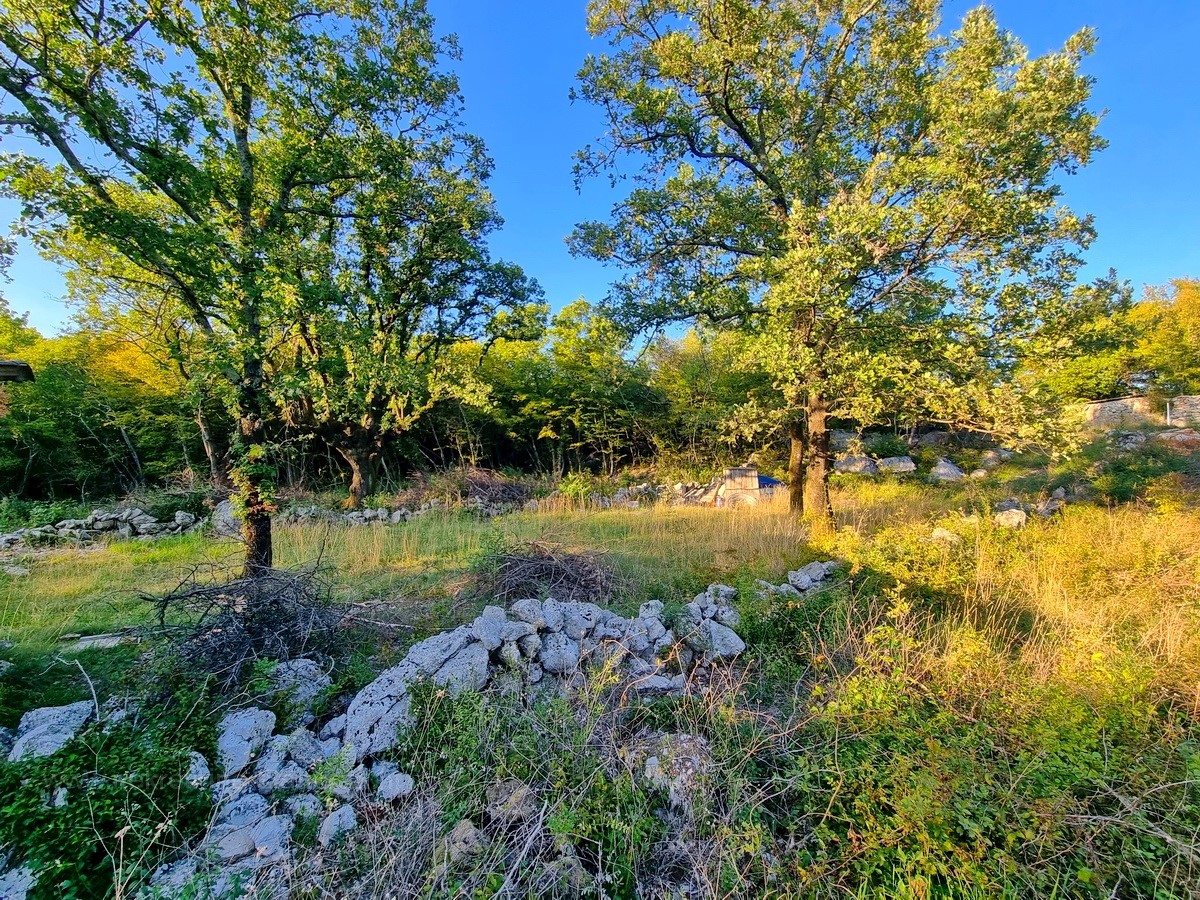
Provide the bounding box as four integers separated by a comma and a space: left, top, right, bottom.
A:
572, 0, 1113, 528
0, 0, 493, 568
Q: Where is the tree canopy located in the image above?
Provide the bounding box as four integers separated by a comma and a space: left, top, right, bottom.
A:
572, 0, 1117, 525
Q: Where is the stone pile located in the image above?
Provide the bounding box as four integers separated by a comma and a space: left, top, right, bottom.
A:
754, 559, 841, 601
277, 495, 514, 528
125, 587, 749, 897
0, 507, 201, 551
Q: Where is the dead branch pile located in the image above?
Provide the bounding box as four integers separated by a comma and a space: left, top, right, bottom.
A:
144, 566, 345, 687
462, 467, 532, 505
468, 539, 614, 604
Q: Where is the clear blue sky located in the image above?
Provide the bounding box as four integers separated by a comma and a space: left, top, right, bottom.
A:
3, 0, 1198, 333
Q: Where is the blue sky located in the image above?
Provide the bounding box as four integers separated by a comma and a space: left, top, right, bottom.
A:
3, 0, 1198, 333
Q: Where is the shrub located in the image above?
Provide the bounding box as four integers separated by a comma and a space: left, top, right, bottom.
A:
0, 690, 214, 900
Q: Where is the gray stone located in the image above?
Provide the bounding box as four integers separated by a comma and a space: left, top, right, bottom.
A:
508, 598, 545, 629
250, 815, 293, 865
527, 663, 544, 684
876, 455, 916, 474
1035, 498, 1066, 517
371, 760, 399, 781
0, 726, 13, 756
705, 621, 745, 659
432, 642, 490, 695
286, 729, 325, 771
712, 605, 741, 629
471, 606, 508, 650
378, 772, 415, 802
994, 497, 1024, 513
834, 455, 878, 476
516, 633, 542, 658
981, 449, 1014, 468
498, 641, 523, 669
929, 457, 965, 482
406, 627, 472, 675
174, 510, 198, 527
211, 778, 254, 806
0, 865, 36, 900
539, 632, 580, 674
786, 571, 813, 591
341, 660, 418, 760
318, 714, 346, 741
542, 598, 566, 632
285, 793, 323, 818
7, 700, 94, 762
184, 751, 211, 787
499, 619, 535, 642
994, 508, 1027, 529
485, 778, 537, 823
216, 708, 276, 777
2, 565, 29, 577
212, 499, 241, 537
561, 602, 602, 640
268, 659, 331, 726
318, 805, 357, 847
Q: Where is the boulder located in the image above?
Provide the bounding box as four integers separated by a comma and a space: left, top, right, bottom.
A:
216, 708, 276, 778
318, 805, 357, 847
834, 455, 878, 476
184, 752, 212, 788
212, 500, 241, 538
378, 772, 416, 802
980, 449, 1013, 469
876, 456, 916, 474
7, 700, 94, 762
994, 508, 1027, 529
341, 660, 418, 760
0, 864, 36, 900
929, 457, 965, 482
432, 643, 490, 696
1153, 428, 1200, 451
704, 621, 745, 659
508, 598, 546, 629
539, 632, 580, 674
405, 627, 472, 675
268, 659, 332, 727
174, 510, 198, 527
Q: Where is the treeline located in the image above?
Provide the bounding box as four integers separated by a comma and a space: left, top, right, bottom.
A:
0, 296, 771, 501
2, 279, 1196, 504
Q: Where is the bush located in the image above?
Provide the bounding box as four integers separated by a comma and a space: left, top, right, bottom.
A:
0, 690, 214, 900
0, 496, 91, 532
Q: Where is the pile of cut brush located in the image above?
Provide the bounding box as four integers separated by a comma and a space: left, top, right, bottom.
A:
467, 538, 615, 605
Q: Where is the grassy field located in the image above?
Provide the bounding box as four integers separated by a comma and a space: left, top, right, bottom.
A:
2, 469, 1199, 897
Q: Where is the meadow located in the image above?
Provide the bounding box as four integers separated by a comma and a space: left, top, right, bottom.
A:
2, 469, 1199, 898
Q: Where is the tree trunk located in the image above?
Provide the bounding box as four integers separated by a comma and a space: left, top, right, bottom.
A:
338, 446, 375, 509
196, 406, 226, 486
239, 409, 273, 577
787, 420, 805, 514
803, 393, 834, 533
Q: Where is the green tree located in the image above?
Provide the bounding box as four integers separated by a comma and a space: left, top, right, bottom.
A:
0, 0, 463, 572
1130, 279, 1200, 397
572, 0, 1111, 528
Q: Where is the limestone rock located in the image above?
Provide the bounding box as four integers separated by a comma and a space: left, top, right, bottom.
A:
539, 632, 580, 674
6, 700, 94, 762
485, 778, 537, 823
285, 793, 323, 818
268, 659, 331, 727
931, 527, 963, 545
212, 499, 241, 538
216, 708, 276, 777
184, 751, 212, 788
406, 627, 472, 675
378, 772, 415, 802
342, 660, 418, 760
929, 457, 965, 482
508, 598, 545, 629
318, 805, 357, 847
432, 643, 490, 696
834, 455, 878, 476
994, 508, 1027, 529
876, 455, 916, 474
471, 606, 508, 651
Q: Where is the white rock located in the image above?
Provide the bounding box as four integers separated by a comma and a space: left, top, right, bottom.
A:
929, 457, 965, 482
405, 627, 472, 675
876, 456, 916, 474
341, 660, 418, 760
432, 643, 490, 696
516, 633, 542, 658
0, 864, 36, 899
216, 708, 276, 777
994, 508, 1027, 529
250, 814, 293, 865
785, 571, 813, 591
285, 793, 323, 818
212, 499, 241, 537
471, 606, 508, 650
542, 598, 566, 632
561, 602, 602, 640
6, 700, 94, 762
705, 621, 746, 658
318, 714, 346, 741
2, 566, 30, 577
318, 805, 357, 847
508, 598, 545, 629
539, 632, 580, 674
184, 751, 212, 787
378, 772, 415, 802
